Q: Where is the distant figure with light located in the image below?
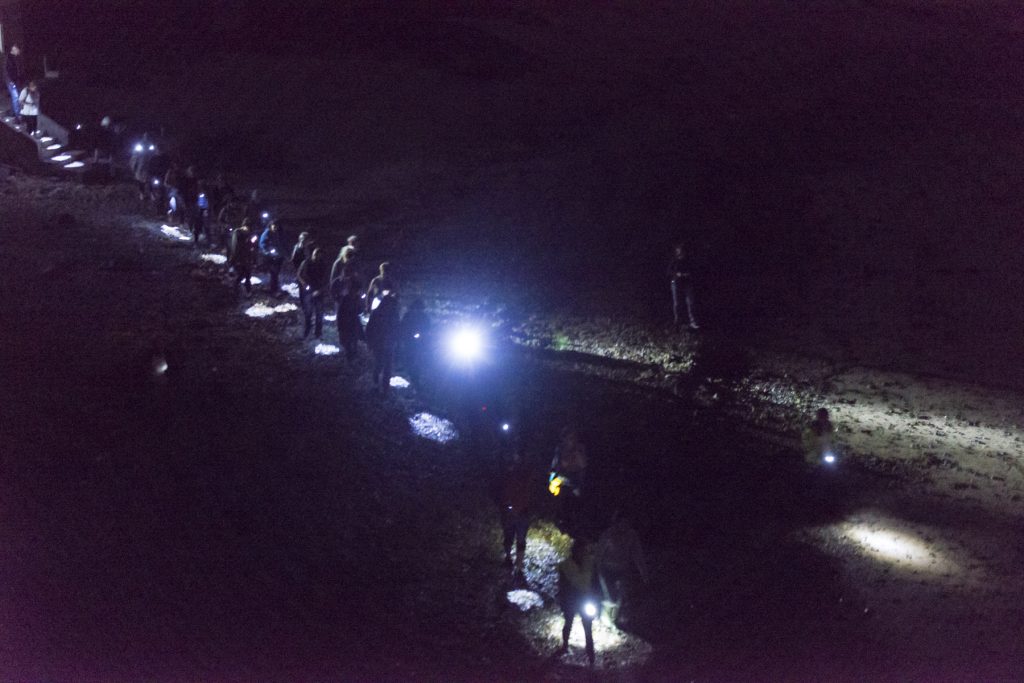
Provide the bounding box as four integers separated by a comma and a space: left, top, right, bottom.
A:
365, 290, 400, 393
129, 133, 154, 200
297, 247, 328, 339
291, 232, 314, 306
365, 262, 397, 314
180, 165, 200, 239
802, 407, 836, 466
230, 219, 255, 295
259, 220, 286, 294
5, 45, 23, 124
163, 163, 182, 226
331, 263, 364, 362
557, 539, 599, 666
668, 243, 699, 330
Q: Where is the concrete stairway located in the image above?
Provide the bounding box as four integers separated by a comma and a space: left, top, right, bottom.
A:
0, 112, 94, 177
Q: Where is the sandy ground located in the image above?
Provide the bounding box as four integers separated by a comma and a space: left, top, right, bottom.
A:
1, 173, 1022, 681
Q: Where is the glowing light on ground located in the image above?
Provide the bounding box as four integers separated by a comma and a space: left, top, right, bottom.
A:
51, 154, 72, 162
324, 313, 337, 322
409, 413, 459, 444
545, 611, 624, 651
282, 283, 300, 298
249, 275, 263, 285
812, 512, 961, 575
64, 161, 85, 169
244, 302, 298, 318
506, 590, 543, 612
46, 144, 61, 151
315, 344, 340, 356
389, 376, 410, 389
39, 136, 53, 143
200, 253, 227, 265
160, 224, 192, 241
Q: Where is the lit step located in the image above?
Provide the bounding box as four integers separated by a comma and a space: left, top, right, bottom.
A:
63, 161, 85, 169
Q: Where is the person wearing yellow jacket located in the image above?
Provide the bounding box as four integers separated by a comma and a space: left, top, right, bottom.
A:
557, 540, 599, 665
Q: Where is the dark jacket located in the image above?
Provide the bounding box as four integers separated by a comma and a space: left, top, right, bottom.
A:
668, 256, 692, 283
298, 257, 328, 295
365, 295, 400, 352
4, 52, 22, 85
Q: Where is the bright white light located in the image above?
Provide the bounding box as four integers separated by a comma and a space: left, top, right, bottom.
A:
314, 343, 340, 356
200, 253, 227, 265
583, 601, 598, 618
502, 423, 510, 432
134, 143, 143, 152
815, 514, 960, 575
506, 590, 543, 612
261, 212, 269, 219
389, 376, 410, 389
447, 327, 485, 364
324, 313, 337, 322
545, 611, 624, 652
824, 453, 836, 464
64, 161, 85, 169
413, 332, 421, 339
282, 283, 300, 298
152, 178, 160, 186
160, 224, 191, 241
46, 144, 61, 151
75, 123, 82, 130
249, 275, 263, 285
40, 136, 53, 143
408, 412, 459, 444
52, 154, 72, 162
370, 297, 381, 311
151, 355, 168, 376
149, 144, 156, 152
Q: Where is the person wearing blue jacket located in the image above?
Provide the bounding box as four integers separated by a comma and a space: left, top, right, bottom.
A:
258, 221, 286, 294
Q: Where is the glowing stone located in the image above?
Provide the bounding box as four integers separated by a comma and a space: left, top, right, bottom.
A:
64, 161, 85, 169
506, 590, 543, 612
40, 136, 53, 143
389, 376, 410, 389
409, 413, 458, 444
315, 344, 340, 356
160, 224, 192, 241
51, 154, 72, 162
46, 144, 61, 151
200, 253, 227, 265
282, 283, 300, 298
244, 302, 298, 318
249, 275, 263, 285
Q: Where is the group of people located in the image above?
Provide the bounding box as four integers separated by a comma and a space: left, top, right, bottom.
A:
5, 44, 42, 136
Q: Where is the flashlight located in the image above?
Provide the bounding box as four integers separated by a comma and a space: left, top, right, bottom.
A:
548, 472, 563, 496
262, 212, 269, 219
501, 423, 510, 432
583, 601, 598, 618
413, 332, 421, 339
446, 326, 485, 364
823, 452, 836, 465
152, 178, 160, 186
134, 143, 143, 153
149, 145, 156, 152
75, 123, 82, 130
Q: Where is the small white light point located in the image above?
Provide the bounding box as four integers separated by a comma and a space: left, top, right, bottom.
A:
314, 343, 340, 356
389, 376, 410, 389
200, 253, 227, 265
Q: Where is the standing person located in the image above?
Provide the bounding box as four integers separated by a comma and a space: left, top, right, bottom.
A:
668, 244, 699, 330
330, 234, 360, 287
557, 540, 599, 666
230, 220, 255, 295
332, 263, 364, 362
596, 513, 648, 626
291, 231, 313, 305
163, 163, 182, 226
500, 449, 534, 580
17, 81, 39, 137
194, 181, 210, 244
180, 165, 200, 239
802, 407, 837, 467
365, 261, 397, 314
399, 298, 430, 388
549, 427, 589, 535
5, 45, 23, 123
297, 247, 328, 339
365, 291, 400, 393
258, 220, 286, 294
129, 134, 153, 200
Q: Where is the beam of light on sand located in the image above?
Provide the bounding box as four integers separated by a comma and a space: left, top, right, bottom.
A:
244, 302, 299, 318
506, 589, 543, 612
813, 512, 960, 575
282, 283, 300, 298
545, 611, 624, 650
408, 413, 458, 444
64, 161, 85, 169
315, 344, 340, 356
249, 275, 263, 285
200, 253, 227, 265
389, 376, 410, 389
160, 224, 192, 241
